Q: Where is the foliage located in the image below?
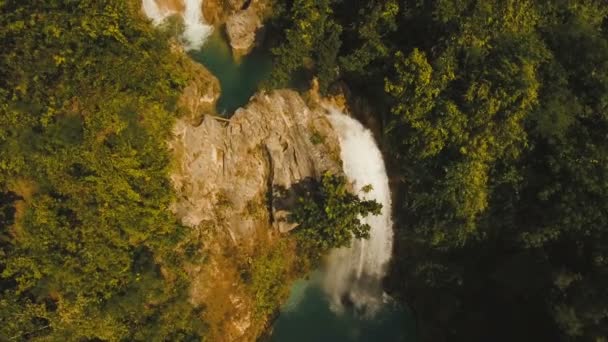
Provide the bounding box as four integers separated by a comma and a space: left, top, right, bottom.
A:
385, 1, 608, 340
267, 0, 608, 340
0, 1, 204, 340
290, 172, 382, 264
384, 1, 548, 248
2, 0, 608, 340
264, 0, 342, 91
266, 0, 399, 92
249, 240, 293, 318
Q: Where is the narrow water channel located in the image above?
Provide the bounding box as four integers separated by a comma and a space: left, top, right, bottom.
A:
189, 30, 272, 115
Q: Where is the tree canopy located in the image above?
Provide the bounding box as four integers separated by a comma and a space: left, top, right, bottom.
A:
268, 0, 608, 340
0, 1, 205, 340
289, 172, 382, 264
2, 0, 608, 340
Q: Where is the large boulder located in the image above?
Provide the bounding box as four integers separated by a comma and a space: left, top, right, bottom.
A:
225, 7, 262, 56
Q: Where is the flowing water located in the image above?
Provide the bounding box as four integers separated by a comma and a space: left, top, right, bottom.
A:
181, 0, 213, 50
323, 108, 394, 315
142, 0, 171, 25
268, 109, 414, 341
142, 0, 213, 50
143, 2, 413, 338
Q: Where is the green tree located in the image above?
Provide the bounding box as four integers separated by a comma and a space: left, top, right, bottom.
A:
0, 1, 203, 340
290, 172, 382, 263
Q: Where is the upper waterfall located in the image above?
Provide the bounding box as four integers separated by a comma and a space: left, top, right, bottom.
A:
142, 0, 213, 50
323, 107, 394, 315
182, 0, 213, 50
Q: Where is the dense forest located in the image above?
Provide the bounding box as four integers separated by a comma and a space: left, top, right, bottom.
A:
1, 0, 607, 341
0, 1, 210, 340
266, 0, 608, 340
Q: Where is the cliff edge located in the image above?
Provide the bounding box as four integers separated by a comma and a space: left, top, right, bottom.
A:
170, 84, 341, 340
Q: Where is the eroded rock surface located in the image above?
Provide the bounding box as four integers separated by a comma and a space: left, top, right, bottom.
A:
169, 88, 341, 341
225, 7, 262, 56
205, 0, 271, 55
170, 90, 341, 236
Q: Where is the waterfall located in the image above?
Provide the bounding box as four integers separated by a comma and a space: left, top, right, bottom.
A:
182, 0, 213, 51
323, 107, 394, 315
142, 0, 168, 24
142, 0, 213, 50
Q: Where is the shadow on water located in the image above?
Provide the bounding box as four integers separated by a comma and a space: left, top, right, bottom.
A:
189, 29, 273, 116
266, 273, 416, 342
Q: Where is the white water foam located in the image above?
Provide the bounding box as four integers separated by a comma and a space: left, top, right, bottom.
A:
142, 0, 213, 50
182, 0, 213, 50
142, 0, 172, 24
323, 107, 394, 316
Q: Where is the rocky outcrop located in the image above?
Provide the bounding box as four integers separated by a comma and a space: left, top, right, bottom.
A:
203, 0, 272, 56
225, 7, 262, 56
170, 90, 341, 236
143, 2, 341, 340
169, 89, 341, 341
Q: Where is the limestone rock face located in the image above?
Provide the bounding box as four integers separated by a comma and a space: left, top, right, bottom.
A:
204, 0, 271, 55
228, 0, 247, 10
170, 90, 341, 237
170, 90, 341, 341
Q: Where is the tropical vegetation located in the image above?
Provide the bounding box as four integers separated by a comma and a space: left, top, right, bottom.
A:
267, 0, 608, 340
2, 0, 607, 341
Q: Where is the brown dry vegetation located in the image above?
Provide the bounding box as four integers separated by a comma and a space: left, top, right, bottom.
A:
188, 218, 300, 341
7, 179, 37, 237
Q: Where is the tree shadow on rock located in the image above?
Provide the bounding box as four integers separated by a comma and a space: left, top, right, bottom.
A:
269, 177, 321, 233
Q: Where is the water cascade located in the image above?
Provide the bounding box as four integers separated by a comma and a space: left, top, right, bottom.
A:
142, 0, 171, 25
324, 107, 394, 315
142, 0, 213, 50
182, 0, 213, 50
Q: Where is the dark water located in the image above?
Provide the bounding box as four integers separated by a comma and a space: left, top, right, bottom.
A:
189, 30, 272, 115
267, 273, 416, 342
